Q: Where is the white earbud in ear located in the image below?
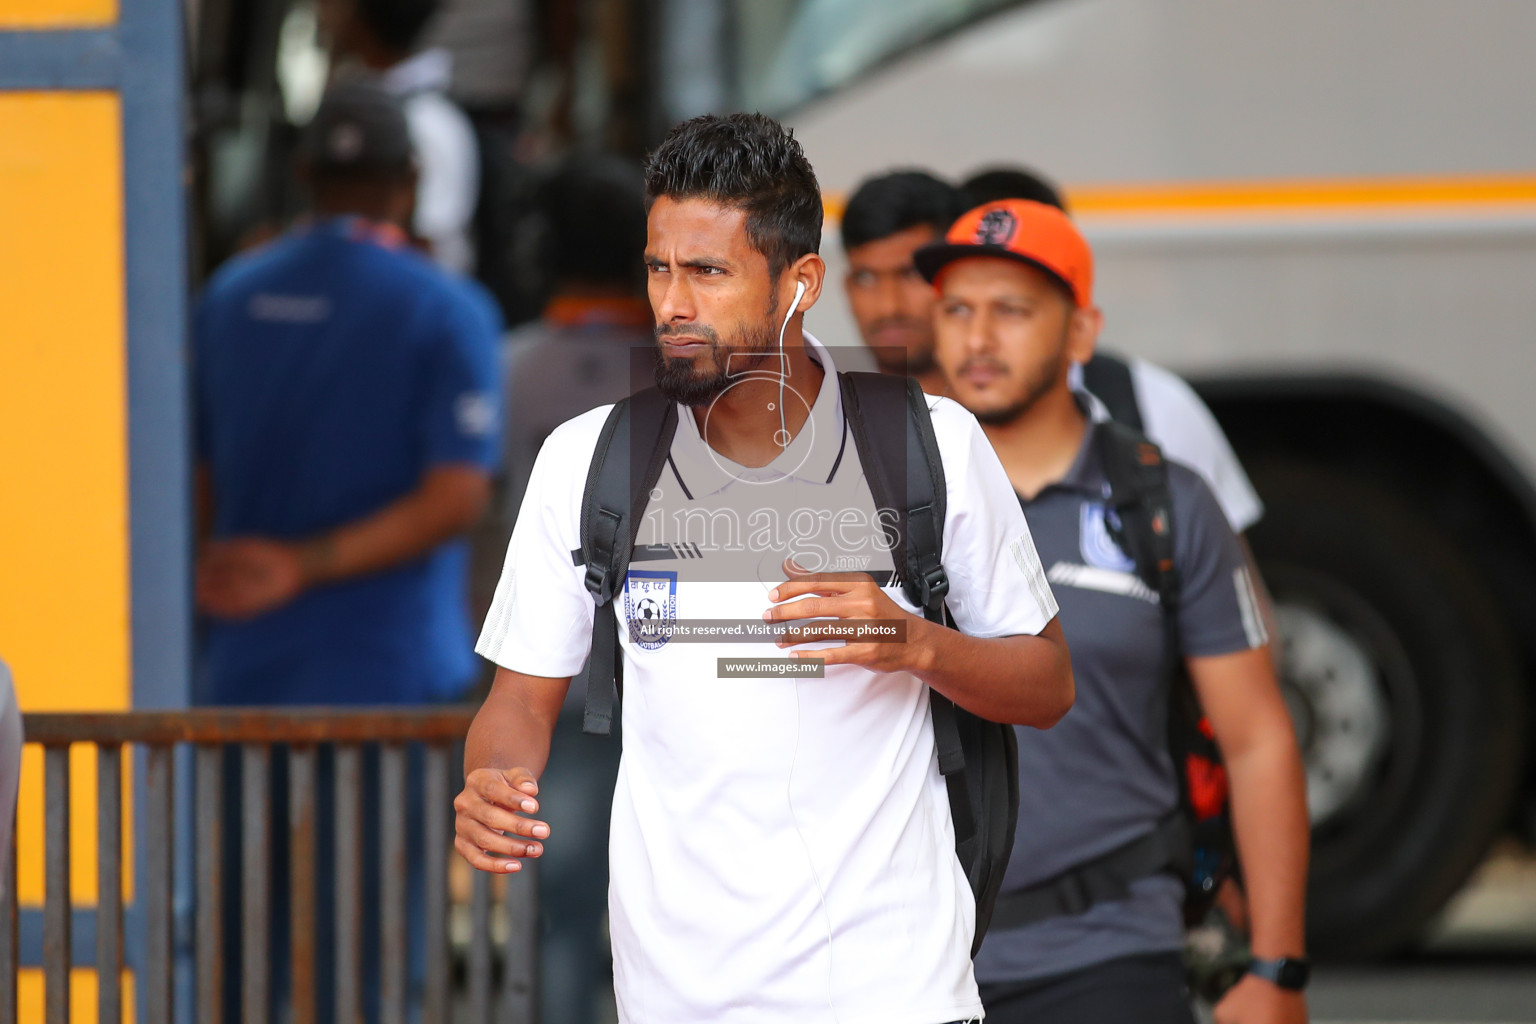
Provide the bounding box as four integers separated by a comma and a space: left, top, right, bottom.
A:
775, 280, 808, 450
777, 280, 806, 351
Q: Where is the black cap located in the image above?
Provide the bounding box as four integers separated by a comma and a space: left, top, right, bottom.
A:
301, 81, 413, 175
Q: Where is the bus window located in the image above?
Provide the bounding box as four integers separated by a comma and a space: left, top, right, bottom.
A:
738, 0, 1032, 113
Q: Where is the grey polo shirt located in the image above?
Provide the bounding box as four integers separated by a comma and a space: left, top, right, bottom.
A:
974, 407, 1268, 986
468, 316, 652, 695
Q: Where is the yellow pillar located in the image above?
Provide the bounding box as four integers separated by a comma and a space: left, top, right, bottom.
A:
0, 0, 116, 28
0, 58, 134, 1024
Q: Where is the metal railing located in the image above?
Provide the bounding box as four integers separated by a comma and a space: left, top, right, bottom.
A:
0, 708, 538, 1024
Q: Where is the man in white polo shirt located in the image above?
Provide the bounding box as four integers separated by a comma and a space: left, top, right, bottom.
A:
456, 112, 1074, 1024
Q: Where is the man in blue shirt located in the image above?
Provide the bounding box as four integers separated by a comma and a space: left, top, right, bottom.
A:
193, 81, 501, 1022
195, 81, 501, 707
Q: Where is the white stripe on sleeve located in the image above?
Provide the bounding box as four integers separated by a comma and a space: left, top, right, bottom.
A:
1011, 534, 1060, 625
1234, 566, 1269, 648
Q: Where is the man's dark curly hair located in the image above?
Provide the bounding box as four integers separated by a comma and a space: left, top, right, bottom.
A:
643, 113, 823, 281
841, 170, 966, 251
356, 0, 440, 56
961, 165, 1068, 213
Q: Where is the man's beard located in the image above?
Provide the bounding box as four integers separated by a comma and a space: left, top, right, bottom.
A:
654, 318, 780, 406
965, 345, 1067, 426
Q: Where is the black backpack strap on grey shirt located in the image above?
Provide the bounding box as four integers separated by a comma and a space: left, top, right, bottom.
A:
575, 387, 678, 735
989, 810, 1191, 929
1095, 420, 1182, 661
1081, 352, 1145, 433
991, 420, 1193, 931
1098, 421, 1237, 922
838, 371, 1020, 956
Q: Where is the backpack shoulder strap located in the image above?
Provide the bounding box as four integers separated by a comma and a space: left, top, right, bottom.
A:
1095, 416, 1236, 914
1095, 418, 1197, 792
837, 372, 949, 617
576, 387, 678, 735
1082, 353, 1145, 433
838, 373, 969, 794
1093, 419, 1179, 622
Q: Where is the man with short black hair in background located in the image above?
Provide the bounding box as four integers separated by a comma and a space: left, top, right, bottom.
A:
841, 170, 968, 395
495, 155, 654, 524
961, 165, 1068, 210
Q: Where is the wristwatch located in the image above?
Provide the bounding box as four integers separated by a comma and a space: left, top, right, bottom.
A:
1248, 956, 1311, 991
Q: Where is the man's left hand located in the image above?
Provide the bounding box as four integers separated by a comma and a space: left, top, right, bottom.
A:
764, 558, 929, 674
197, 537, 309, 620
1213, 974, 1308, 1024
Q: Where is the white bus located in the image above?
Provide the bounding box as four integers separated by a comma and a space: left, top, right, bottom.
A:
721, 0, 1536, 955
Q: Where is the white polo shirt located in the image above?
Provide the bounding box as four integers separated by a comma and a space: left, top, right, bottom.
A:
478, 336, 1057, 1024
378, 49, 480, 275
1071, 357, 1264, 532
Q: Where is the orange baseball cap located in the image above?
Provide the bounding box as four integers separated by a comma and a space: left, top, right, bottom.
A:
914, 199, 1094, 307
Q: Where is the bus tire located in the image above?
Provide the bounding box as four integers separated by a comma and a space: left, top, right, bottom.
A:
1245, 463, 1523, 957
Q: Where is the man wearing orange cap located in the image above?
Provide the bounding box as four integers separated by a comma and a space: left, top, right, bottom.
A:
917, 201, 1310, 1024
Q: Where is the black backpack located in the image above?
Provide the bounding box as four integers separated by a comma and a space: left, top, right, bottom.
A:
989, 353, 1236, 932
1095, 413, 1238, 927
571, 371, 1019, 955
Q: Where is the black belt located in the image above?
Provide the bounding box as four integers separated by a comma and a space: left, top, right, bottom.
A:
990, 813, 1189, 930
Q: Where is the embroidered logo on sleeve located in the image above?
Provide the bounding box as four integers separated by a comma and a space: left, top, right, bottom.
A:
455, 392, 498, 438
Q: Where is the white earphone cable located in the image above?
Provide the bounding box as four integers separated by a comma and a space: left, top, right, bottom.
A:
777, 280, 804, 449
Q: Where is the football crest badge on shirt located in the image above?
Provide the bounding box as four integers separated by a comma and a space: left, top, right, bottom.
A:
624, 570, 677, 650
1079, 502, 1137, 573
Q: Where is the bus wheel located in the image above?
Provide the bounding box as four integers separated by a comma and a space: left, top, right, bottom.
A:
1246, 464, 1523, 957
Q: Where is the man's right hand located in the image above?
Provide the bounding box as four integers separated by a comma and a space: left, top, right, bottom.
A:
454, 766, 550, 873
